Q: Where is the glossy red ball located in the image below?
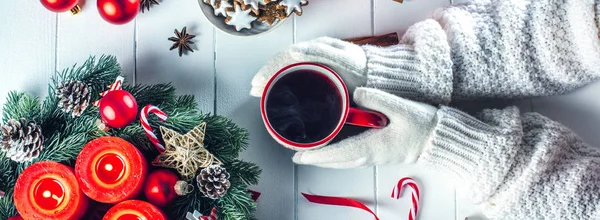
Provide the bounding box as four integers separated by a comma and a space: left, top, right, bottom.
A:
99, 90, 138, 128
97, 0, 140, 25
143, 169, 180, 207
7, 215, 24, 220
40, 0, 78, 12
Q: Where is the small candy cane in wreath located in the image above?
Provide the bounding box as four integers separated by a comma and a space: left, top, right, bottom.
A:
93, 76, 124, 106
186, 208, 218, 220
392, 177, 421, 220
140, 104, 168, 152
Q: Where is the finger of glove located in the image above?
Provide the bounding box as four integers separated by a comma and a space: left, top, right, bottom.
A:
250, 39, 361, 97
250, 48, 301, 97
296, 39, 366, 71
292, 129, 380, 165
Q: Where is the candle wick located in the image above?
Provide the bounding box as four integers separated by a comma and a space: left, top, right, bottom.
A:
43, 190, 51, 198
105, 163, 114, 171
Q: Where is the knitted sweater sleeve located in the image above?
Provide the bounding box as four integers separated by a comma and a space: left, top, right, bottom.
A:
365, 0, 600, 104
416, 106, 600, 219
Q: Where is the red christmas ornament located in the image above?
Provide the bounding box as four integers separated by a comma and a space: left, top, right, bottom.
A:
40, 0, 78, 13
144, 169, 180, 207
7, 215, 24, 220
99, 90, 138, 128
97, 0, 140, 25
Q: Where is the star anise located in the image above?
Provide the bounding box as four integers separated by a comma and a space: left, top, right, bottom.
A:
140, 0, 159, 13
168, 27, 196, 57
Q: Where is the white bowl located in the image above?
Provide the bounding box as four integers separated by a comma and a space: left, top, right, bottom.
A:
198, 0, 287, 37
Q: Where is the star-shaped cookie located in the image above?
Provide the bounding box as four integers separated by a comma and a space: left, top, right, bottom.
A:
278, 0, 308, 16
225, 2, 257, 31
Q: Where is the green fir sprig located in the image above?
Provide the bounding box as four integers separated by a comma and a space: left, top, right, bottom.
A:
0, 55, 261, 220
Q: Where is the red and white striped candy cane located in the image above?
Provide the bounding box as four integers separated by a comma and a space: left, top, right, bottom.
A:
200, 208, 217, 220
392, 177, 420, 220
93, 76, 124, 106
186, 208, 218, 220
140, 104, 168, 152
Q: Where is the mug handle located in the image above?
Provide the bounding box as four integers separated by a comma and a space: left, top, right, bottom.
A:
345, 108, 388, 128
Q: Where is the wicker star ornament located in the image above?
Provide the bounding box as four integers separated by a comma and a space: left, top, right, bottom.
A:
152, 122, 222, 181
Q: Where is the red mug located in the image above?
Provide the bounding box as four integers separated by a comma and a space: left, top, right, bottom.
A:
260, 62, 388, 151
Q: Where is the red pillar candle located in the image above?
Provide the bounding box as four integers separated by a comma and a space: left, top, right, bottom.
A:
14, 161, 88, 220
102, 200, 167, 220
75, 137, 148, 204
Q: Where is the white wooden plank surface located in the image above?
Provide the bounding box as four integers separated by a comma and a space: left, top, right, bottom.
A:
56, 2, 135, 83
297, 167, 376, 220
377, 165, 456, 220
294, 1, 376, 219
0, 2, 56, 113
214, 20, 296, 219
135, 0, 214, 112
295, 0, 373, 41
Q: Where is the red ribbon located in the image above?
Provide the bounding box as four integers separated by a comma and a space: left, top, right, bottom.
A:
301, 193, 379, 220
301, 177, 421, 220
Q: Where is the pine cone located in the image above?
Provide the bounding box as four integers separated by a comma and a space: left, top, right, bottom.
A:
57, 81, 91, 117
0, 119, 44, 162
196, 165, 231, 199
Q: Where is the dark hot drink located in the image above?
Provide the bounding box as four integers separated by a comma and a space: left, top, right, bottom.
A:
266, 70, 343, 143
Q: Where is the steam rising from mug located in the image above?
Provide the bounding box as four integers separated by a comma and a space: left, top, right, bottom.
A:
266, 71, 342, 143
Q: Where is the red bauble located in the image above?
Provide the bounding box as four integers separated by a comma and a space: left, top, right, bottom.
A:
99, 90, 138, 128
144, 169, 180, 207
97, 0, 140, 25
40, 0, 78, 12
7, 215, 24, 220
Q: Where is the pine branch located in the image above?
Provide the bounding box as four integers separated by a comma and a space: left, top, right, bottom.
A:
1, 91, 41, 123
52, 55, 121, 102
217, 185, 257, 220
226, 160, 261, 186
123, 84, 176, 111
203, 115, 249, 164
0, 191, 17, 219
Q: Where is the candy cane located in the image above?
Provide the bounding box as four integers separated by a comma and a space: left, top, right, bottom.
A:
392, 177, 420, 220
186, 208, 218, 220
93, 76, 124, 106
140, 105, 168, 152
201, 208, 218, 220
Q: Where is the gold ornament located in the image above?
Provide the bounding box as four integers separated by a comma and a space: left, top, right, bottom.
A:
174, 180, 194, 196
152, 122, 222, 181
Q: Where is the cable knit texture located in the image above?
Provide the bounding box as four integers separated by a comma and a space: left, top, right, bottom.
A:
417, 106, 600, 220
366, 0, 600, 104
435, 0, 600, 100
364, 20, 453, 104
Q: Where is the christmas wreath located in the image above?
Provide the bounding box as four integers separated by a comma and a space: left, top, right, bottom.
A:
0, 55, 261, 220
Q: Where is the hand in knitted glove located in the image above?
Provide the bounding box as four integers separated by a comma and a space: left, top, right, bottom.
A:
292, 87, 439, 168
250, 37, 368, 97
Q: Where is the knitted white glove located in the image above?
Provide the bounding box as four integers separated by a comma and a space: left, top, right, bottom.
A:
292, 87, 439, 169
250, 37, 368, 97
